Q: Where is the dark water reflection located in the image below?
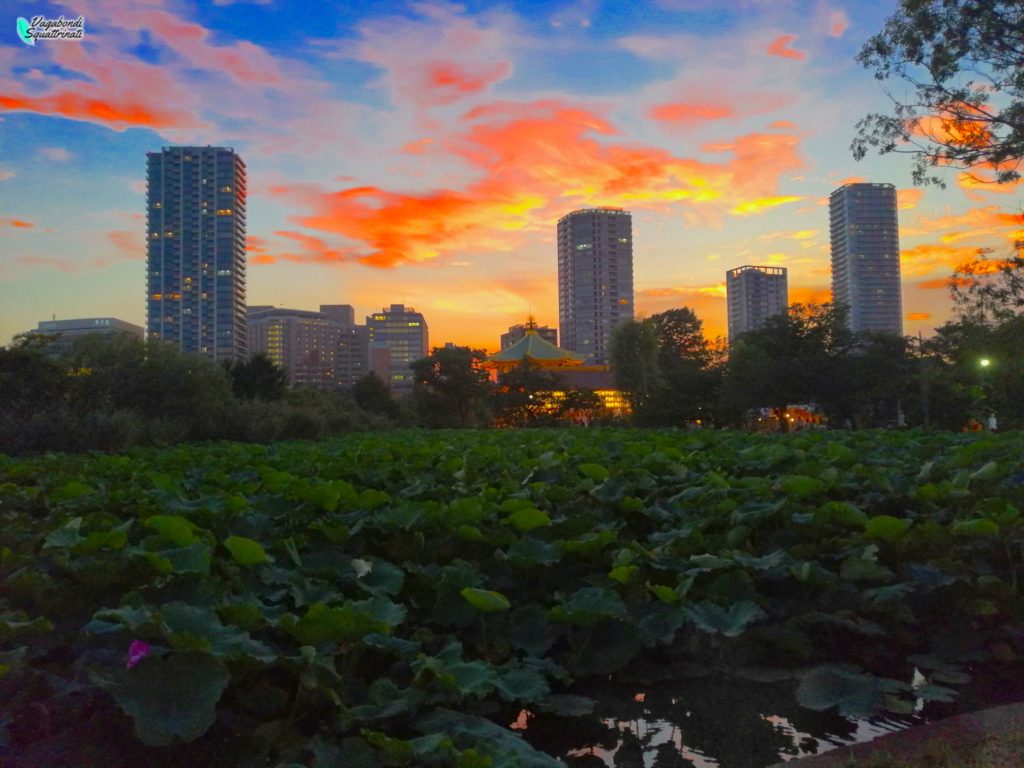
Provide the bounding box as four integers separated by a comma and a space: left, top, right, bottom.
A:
519, 675, 923, 768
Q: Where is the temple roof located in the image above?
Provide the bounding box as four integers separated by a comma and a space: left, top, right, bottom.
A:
486, 328, 584, 367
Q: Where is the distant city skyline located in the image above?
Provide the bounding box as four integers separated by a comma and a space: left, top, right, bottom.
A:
1, 1, 1020, 350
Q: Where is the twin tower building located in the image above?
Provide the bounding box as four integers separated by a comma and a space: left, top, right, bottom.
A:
144, 146, 903, 381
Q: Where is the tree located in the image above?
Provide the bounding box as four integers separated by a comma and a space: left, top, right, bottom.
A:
410, 346, 491, 427
650, 307, 711, 366
951, 250, 1024, 324
352, 372, 400, 420
227, 354, 288, 401
720, 304, 856, 426
852, 1, 1024, 186
609, 319, 662, 413
490, 361, 561, 428
646, 308, 722, 426
848, 332, 915, 427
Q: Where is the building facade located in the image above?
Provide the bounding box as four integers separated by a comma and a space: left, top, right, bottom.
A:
366, 304, 428, 395
33, 317, 145, 357
557, 208, 634, 365
726, 265, 788, 341
146, 146, 247, 362
829, 182, 903, 335
247, 304, 366, 388
501, 322, 557, 350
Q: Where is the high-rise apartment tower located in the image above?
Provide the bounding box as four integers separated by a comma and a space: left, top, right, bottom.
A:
726, 265, 788, 341
146, 146, 247, 361
557, 208, 634, 365
829, 182, 903, 335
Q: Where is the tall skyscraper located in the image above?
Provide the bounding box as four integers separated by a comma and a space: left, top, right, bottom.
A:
366, 304, 428, 394
829, 182, 903, 335
146, 146, 247, 362
557, 207, 634, 364
726, 265, 788, 341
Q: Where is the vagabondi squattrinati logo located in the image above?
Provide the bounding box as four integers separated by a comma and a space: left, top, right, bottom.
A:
16, 14, 85, 46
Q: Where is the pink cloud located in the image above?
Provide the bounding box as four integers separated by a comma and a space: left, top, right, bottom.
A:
829, 11, 849, 37
107, 230, 143, 259
350, 4, 515, 115
767, 34, 806, 61
17, 255, 78, 272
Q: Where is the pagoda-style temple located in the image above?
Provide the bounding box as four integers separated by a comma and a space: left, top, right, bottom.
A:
482, 320, 629, 416
485, 322, 585, 372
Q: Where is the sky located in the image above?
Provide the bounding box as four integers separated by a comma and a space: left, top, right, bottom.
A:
1, 0, 1022, 351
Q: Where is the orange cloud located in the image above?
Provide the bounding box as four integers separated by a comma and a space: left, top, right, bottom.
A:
649, 102, 736, 126
767, 34, 806, 61
829, 11, 849, 37
636, 286, 727, 338
954, 257, 1019, 276
789, 286, 832, 304
0, 218, 34, 229
836, 176, 866, 186
0, 92, 192, 130
903, 205, 1021, 242
907, 312, 931, 320
769, 120, 798, 129
247, 235, 270, 254
917, 276, 972, 290
915, 113, 993, 150
732, 196, 803, 216
756, 229, 818, 242
957, 171, 1024, 200
245, 235, 280, 264
274, 230, 358, 264
402, 138, 435, 155
269, 100, 806, 268
901, 243, 984, 278
897, 188, 924, 210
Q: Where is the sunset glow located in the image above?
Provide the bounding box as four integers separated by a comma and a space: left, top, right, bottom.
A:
1, 0, 1020, 350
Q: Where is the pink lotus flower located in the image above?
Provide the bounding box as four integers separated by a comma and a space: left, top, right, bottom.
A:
126, 640, 151, 669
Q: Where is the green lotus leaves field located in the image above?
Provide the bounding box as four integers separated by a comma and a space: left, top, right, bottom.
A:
1, 428, 1022, 766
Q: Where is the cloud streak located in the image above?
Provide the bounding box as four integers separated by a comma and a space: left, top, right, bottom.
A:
269, 100, 807, 267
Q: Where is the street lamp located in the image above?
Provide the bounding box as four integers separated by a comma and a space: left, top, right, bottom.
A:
978, 357, 996, 430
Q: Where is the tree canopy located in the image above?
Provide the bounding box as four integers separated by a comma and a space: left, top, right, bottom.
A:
852, 0, 1024, 186
951, 251, 1024, 324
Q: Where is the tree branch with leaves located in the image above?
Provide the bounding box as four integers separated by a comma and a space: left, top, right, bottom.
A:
852, 0, 1024, 186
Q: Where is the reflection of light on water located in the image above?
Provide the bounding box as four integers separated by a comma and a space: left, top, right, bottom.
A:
510, 709, 532, 731
765, 713, 912, 763
562, 702, 916, 767
566, 714, 720, 767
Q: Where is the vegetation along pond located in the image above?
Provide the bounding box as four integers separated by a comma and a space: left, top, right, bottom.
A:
2, 428, 1022, 767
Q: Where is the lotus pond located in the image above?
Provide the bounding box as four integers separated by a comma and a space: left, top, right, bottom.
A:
1, 428, 1023, 767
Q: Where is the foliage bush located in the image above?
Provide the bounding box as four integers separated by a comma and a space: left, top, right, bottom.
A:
2, 428, 1023, 766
